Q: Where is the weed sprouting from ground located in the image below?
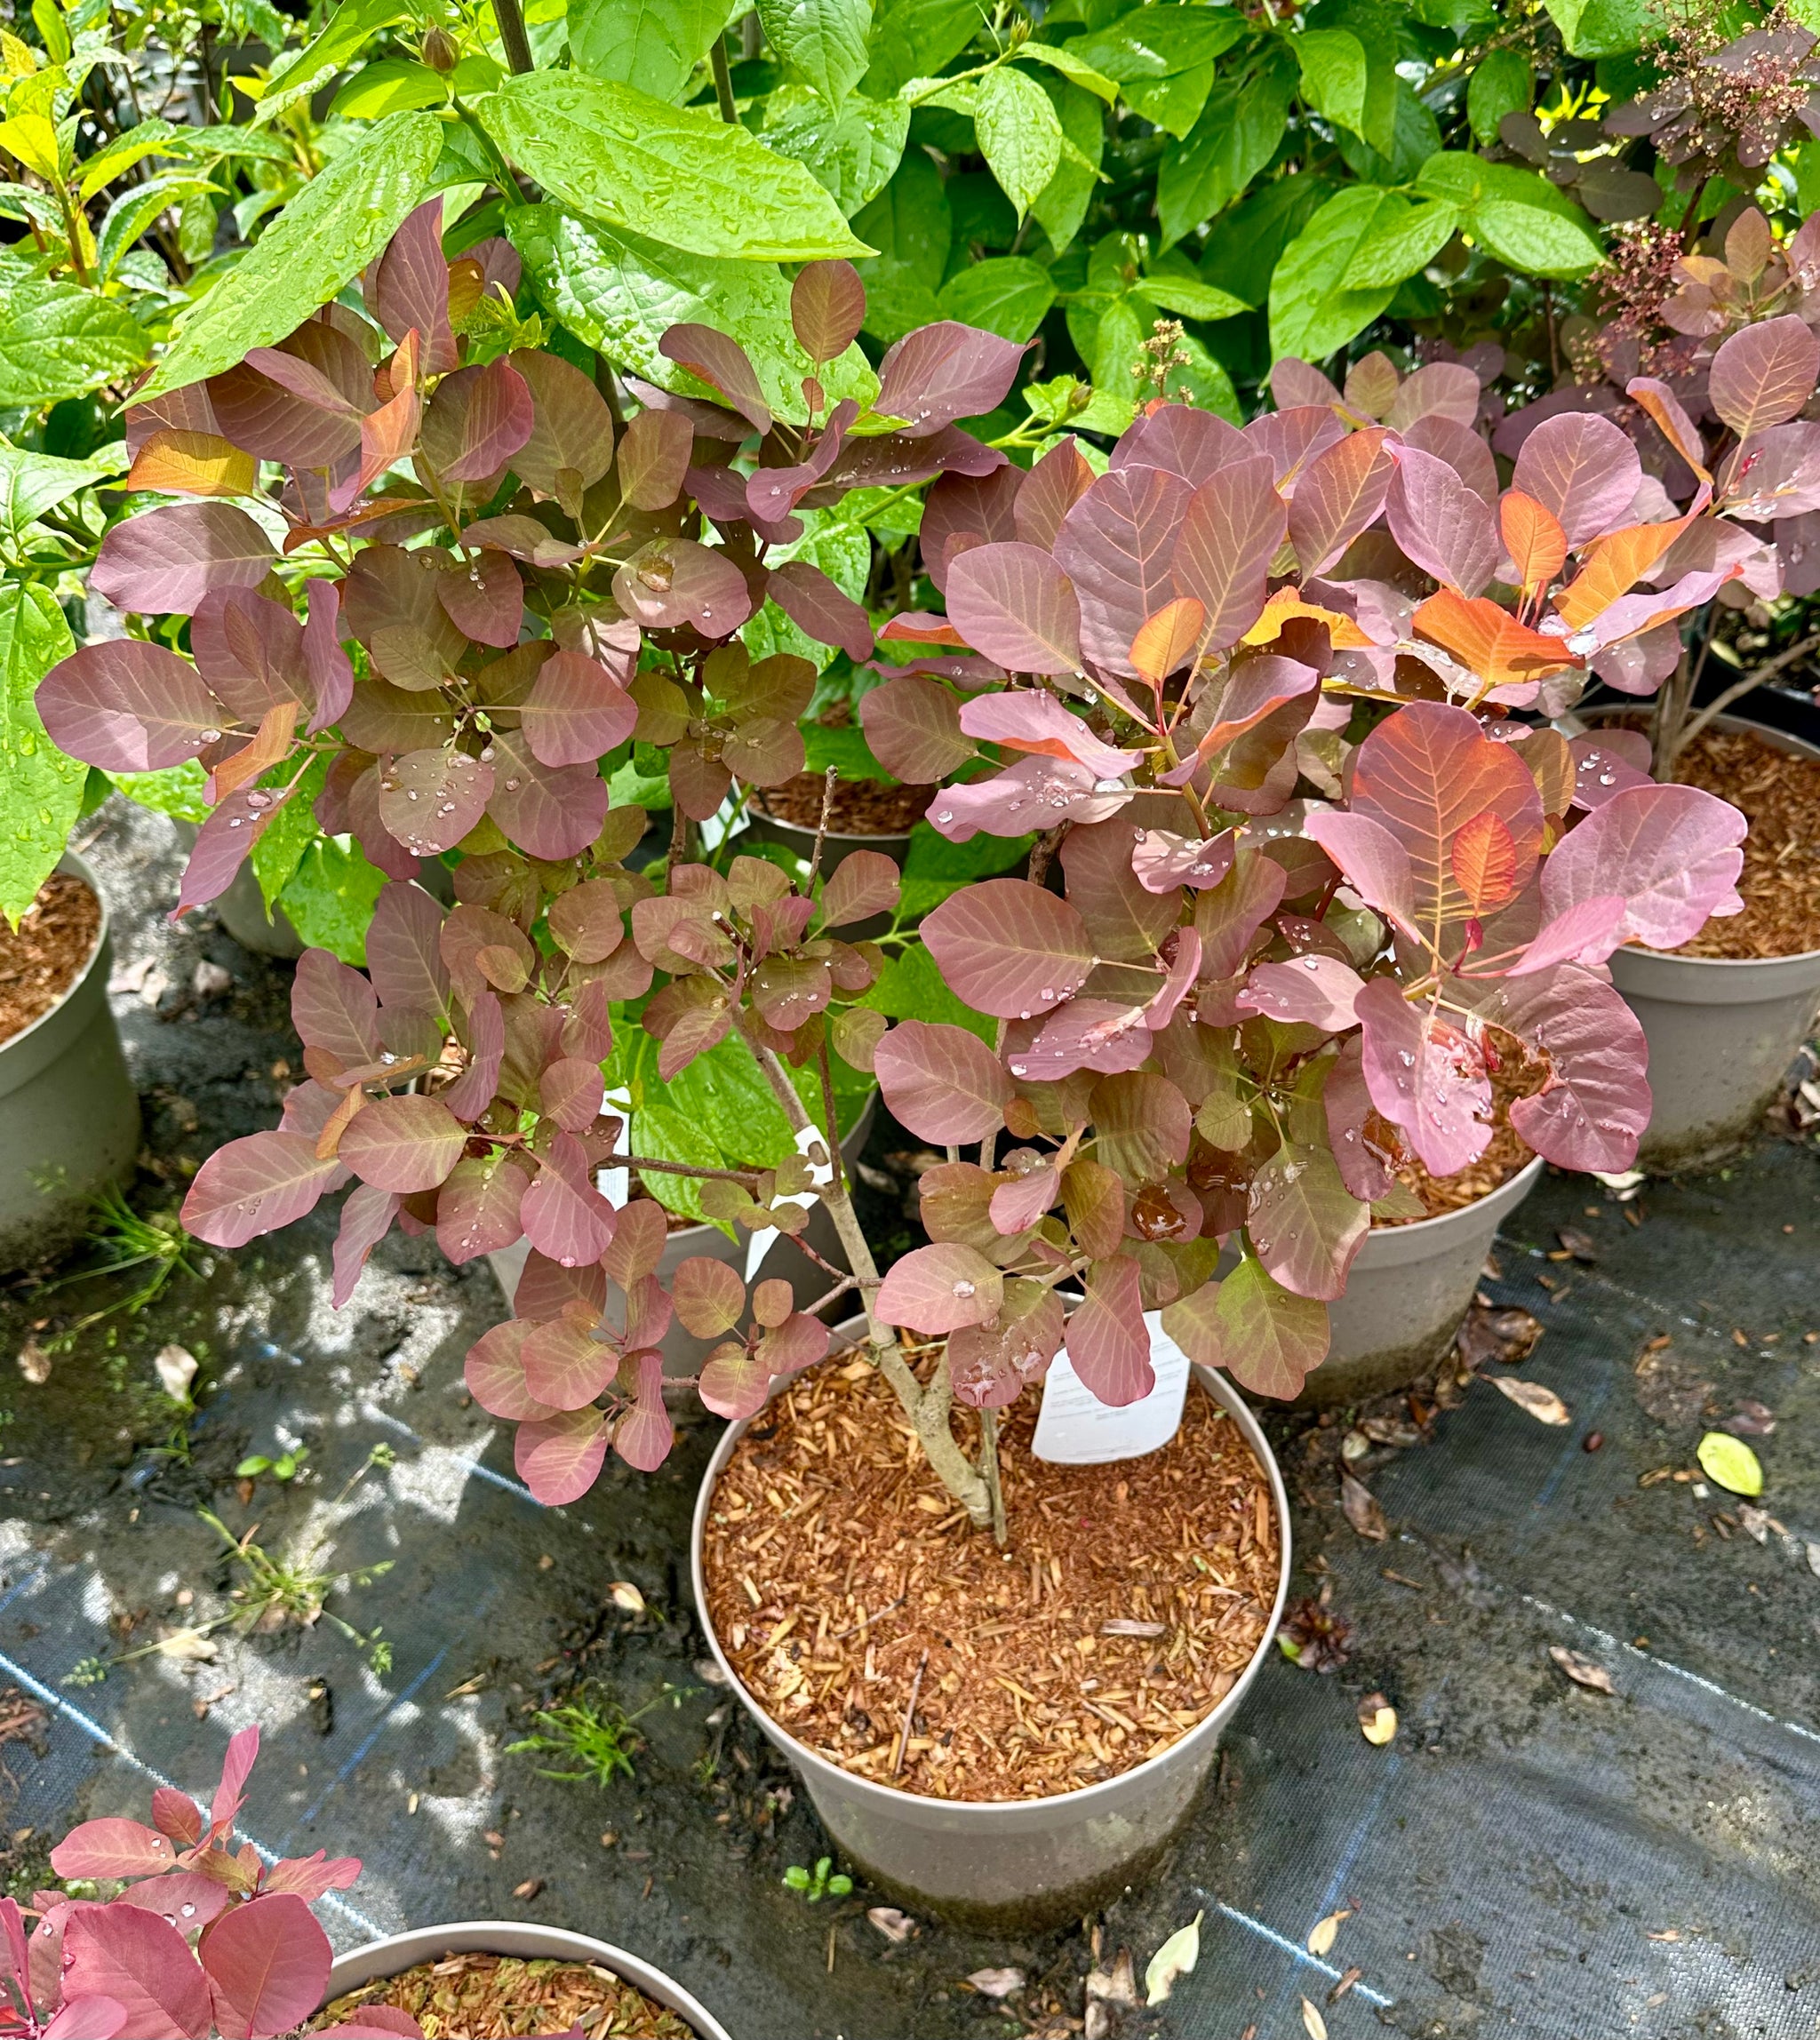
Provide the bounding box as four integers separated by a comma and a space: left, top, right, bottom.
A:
507, 1679, 695, 1788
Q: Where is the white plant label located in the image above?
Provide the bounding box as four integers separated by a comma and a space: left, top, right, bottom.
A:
1031, 1312, 1192, 1465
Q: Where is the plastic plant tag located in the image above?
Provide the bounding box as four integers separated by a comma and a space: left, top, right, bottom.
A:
744, 1120, 835, 1280
597, 1086, 631, 1208
1032, 1311, 1192, 1464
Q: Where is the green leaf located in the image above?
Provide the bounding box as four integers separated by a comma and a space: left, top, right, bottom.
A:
138, 112, 442, 402
508, 202, 878, 424
483, 72, 870, 263
76, 116, 178, 200
1156, 52, 1295, 250
974, 63, 1062, 221
858, 939, 995, 1036
1131, 271, 1247, 320
254, 0, 410, 125
0, 280, 149, 408
1544, 0, 1646, 57
107, 760, 212, 824
1467, 47, 1530, 147
0, 579, 82, 927
758, 0, 873, 105
1194, 162, 1331, 313
1267, 184, 1402, 362
852, 144, 950, 289
569, 0, 728, 102
278, 836, 387, 965
1696, 1431, 1764, 1498
1291, 27, 1367, 134
1015, 40, 1118, 103
161, 124, 300, 165
1071, 7, 1246, 80
1342, 193, 1457, 290
761, 85, 909, 216
1124, 60, 1212, 139
1088, 290, 1149, 394
1414, 150, 1603, 278
802, 722, 889, 780
251, 753, 330, 907
938, 254, 1056, 340
328, 57, 450, 119
97, 171, 217, 286
0, 441, 127, 539
861, 0, 982, 99
1030, 73, 1103, 255
1334, 76, 1441, 185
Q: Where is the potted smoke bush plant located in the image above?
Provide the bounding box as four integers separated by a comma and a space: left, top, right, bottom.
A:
1494, 195, 1820, 1165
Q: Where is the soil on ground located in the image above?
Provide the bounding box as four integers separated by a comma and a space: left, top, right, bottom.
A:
700, 1354, 1277, 1801
753, 774, 930, 835
315, 1950, 694, 2037
0, 871, 99, 1045
1669, 725, 1820, 959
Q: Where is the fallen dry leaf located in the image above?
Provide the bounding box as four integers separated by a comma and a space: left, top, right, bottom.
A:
866, 1907, 914, 1944
1489, 1375, 1570, 1424
1340, 1473, 1386, 1542
608, 1581, 646, 1613
1329, 1966, 1363, 2004
1550, 1645, 1615, 1693
155, 1628, 217, 1662
15, 1338, 50, 1386
1358, 1691, 1397, 1745
1144, 1912, 1202, 2006
1307, 1909, 1352, 1956
1301, 1996, 1329, 2040
1101, 1619, 1167, 1637
1085, 1948, 1139, 2011
154, 1343, 198, 1403
1556, 1227, 1600, 1261
1457, 1303, 1543, 1370
1722, 1399, 1776, 1438
511, 1877, 543, 1901
1360, 1415, 1421, 1448
965, 1968, 1024, 2000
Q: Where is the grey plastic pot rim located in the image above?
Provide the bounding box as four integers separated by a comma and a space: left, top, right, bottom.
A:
1348, 1152, 1545, 1270
690, 1319, 1292, 1826
0, 851, 108, 1062
1563, 709, 1820, 983
318, 1920, 733, 2040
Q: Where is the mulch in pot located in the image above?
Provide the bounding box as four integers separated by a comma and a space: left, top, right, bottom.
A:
752, 773, 931, 835
700, 1349, 1278, 1804
1668, 726, 1820, 960
315, 1950, 695, 2038
0, 871, 99, 1048
1375, 1040, 1541, 1224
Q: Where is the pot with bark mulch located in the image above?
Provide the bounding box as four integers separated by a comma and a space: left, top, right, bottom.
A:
314, 1923, 732, 2040
691, 1319, 1290, 1928
743, 772, 930, 937
0, 853, 140, 1272
485, 1096, 877, 1373
1297, 1151, 1546, 1408
1583, 713, 1820, 1171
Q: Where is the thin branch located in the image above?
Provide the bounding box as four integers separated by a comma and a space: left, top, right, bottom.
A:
807, 765, 840, 889
803, 1272, 858, 1318
710, 39, 739, 123
493, 0, 536, 75
1674, 634, 1820, 760
978, 1408, 1007, 1548
609, 1151, 765, 1183
892, 1650, 930, 1777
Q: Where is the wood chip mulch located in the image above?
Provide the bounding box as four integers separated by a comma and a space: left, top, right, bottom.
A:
753, 771, 931, 835
0, 872, 99, 1047
1380, 1040, 1540, 1223
1668, 727, 1820, 960
314, 1952, 696, 2038
700, 1353, 1279, 1804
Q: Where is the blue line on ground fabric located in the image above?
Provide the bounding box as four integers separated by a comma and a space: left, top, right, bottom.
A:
290, 1644, 451, 1836
1192, 1894, 1395, 2008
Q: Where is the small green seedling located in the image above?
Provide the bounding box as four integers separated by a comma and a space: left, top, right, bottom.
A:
236, 1446, 308, 1482
783, 1857, 851, 1903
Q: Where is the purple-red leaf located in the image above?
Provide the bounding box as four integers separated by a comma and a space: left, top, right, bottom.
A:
874, 1019, 1011, 1142
766, 560, 874, 661
465, 1320, 560, 1421
958, 689, 1141, 776
875, 322, 1026, 436
377, 747, 494, 858
1709, 315, 1820, 437
61, 1904, 212, 2040
337, 1095, 467, 1193
922, 878, 1094, 1018
50, 1819, 179, 1882
793, 260, 866, 365
875, 1241, 1003, 1334
659, 323, 771, 432
818, 849, 900, 928
426, 359, 535, 484
944, 542, 1082, 674
201, 1893, 331, 2040
181, 1131, 342, 1247
1169, 454, 1287, 651
519, 1129, 616, 1266
612, 537, 752, 636
1064, 1256, 1153, 1406
521, 1315, 618, 1412
486, 729, 611, 859
1385, 445, 1500, 595
520, 650, 637, 768
36, 641, 228, 772
1287, 427, 1393, 577
1055, 464, 1193, 676
858, 673, 973, 783
1238, 955, 1363, 1032
1247, 1142, 1368, 1302
1510, 412, 1643, 547
1540, 782, 1746, 950
331, 1182, 399, 1307
91, 503, 275, 615
1355, 976, 1491, 1176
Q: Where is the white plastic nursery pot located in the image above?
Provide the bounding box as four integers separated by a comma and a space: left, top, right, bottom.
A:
690, 1327, 1292, 1929
1294, 1154, 1546, 1408
318, 1921, 732, 2040
0, 853, 140, 1273
1578, 713, 1820, 1173
486, 1096, 877, 1374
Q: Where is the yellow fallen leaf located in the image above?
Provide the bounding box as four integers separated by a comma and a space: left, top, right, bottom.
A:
608, 1581, 646, 1613
1696, 1431, 1763, 1497
1307, 1909, 1351, 1956
1550, 1645, 1615, 1693
155, 1628, 217, 1661
1302, 1995, 1329, 2039
1144, 1911, 1202, 2006
1489, 1375, 1570, 1424
1358, 1690, 1398, 1745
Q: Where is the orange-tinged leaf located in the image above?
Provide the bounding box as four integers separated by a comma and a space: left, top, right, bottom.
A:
1450, 809, 1518, 912
1412, 588, 1574, 691
1626, 376, 1709, 480
1553, 515, 1695, 632
1499, 490, 1568, 597
1130, 596, 1205, 687
1239, 586, 1374, 649
125, 430, 257, 500
210, 698, 299, 801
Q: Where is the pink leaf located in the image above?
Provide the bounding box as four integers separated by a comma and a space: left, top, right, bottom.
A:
699, 1342, 770, 1421
371, 199, 457, 371
1131, 828, 1235, 893
61, 1902, 212, 2040
875, 1241, 1003, 1334
36, 640, 228, 772
150, 1789, 204, 1850
173, 783, 295, 918
1541, 783, 1746, 949
924, 755, 1130, 841
91, 503, 275, 615
520, 650, 638, 769
1170, 454, 1287, 651
989, 1166, 1058, 1234
181, 1131, 342, 1247
116, 1870, 231, 1933
1708, 315, 1820, 437
441, 989, 506, 1123
1238, 955, 1364, 1032
1192, 847, 1289, 977
874, 322, 1027, 436
515, 1406, 609, 1505
331, 1183, 400, 1307
374, 748, 493, 860
1508, 894, 1628, 975
611, 538, 752, 637
1055, 464, 1195, 675
1355, 977, 1492, 1176
519, 1130, 617, 1265
435, 359, 535, 483
1112, 402, 1247, 486
258, 1853, 360, 1901
659, 323, 771, 432
1247, 1142, 1369, 1302
612, 1351, 674, 1471
944, 542, 1082, 674
1510, 413, 1643, 547
365, 881, 448, 1017
858, 673, 974, 783
766, 559, 874, 661
957, 689, 1141, 776
521, 1316, 618, 1411
292, 948, 381, 1066
201, 1892, 331, 2040
1287, 427, 1394, 577
50, 1819, 179, 1882
1467, 964, 1649, 1171
1385, 445, 1500, 594
486, 729, 610, 859
792, 259, 866, 364
1011, 998, 1151, 1080
435, 1147, 531, 1264
1569, 733, 1653, 809
818, 849, 900, 928
1286, 809, 1415, 931
465, 1321, 560, 1422
1064, 1257, 1153, 1406
922, 878, 1095, 1018
338, 1096, 467, 1194
874, 1019, 1011, 1142
44, 1996, 129, 2040
212, 1724, 259, 1831
1324, 1036, 1398, 1201
436, 549, 524, 649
